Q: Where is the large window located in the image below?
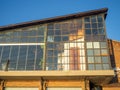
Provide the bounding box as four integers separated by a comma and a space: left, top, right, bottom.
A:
0, 14, 111, 71
0, 25, 46, 71
46, 19, 86, 70
0, 44, 44, 70
84, 15, 111, 70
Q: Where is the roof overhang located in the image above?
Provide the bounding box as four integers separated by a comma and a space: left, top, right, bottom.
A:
0, 70, 114, 85
0, 8, 108, 31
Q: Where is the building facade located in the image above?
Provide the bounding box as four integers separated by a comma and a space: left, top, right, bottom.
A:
0, 8, 119, 90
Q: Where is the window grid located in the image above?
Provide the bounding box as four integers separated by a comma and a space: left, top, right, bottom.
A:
0, 14, 111, 71
84, 14, 111, 70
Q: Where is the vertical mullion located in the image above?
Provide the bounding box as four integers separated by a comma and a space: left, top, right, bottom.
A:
16, 45, 20, 70
25, 45, 29, 70
8, 46, 12, 60
34, 45, 37, 70
0, 46, 3, 63
43, 24, 47, 70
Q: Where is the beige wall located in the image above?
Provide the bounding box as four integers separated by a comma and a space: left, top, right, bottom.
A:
103, 87, 120, 90
0, 80, 87, 90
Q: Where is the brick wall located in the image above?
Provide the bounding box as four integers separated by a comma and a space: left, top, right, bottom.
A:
108, 39, 120, 83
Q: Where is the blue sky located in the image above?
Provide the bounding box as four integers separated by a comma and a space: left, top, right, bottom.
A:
0, 0, 120, 41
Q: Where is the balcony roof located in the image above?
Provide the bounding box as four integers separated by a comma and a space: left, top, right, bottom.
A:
0, 8, 108, 31
0, 70, 114, 85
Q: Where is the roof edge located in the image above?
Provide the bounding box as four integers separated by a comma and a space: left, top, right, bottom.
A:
0, 8, 108, 31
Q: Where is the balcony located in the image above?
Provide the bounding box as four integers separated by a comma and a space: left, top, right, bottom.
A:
0, 70, 114, 85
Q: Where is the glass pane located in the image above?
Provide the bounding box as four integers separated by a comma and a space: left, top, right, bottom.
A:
92, 35, 99, 41
102, 56, 109, 63
21, 30, 29, 37
101, 49, 108, 55
0, 46, 2, 59
92, 23, 97, 28
47, 36, 54, 42
28, 30, 36, 36
26, 46, 36, 70
97, 15, 103, 22
85, 35, 92, 41
1, 46, 10, 63
91, 16, 97, 23
9, 46, 19, 70
95, 57, 101, 63
99, 35, 106, 41
100, 42, 107, 48
36, 45, 44, 70
94, 49, 100, 55
87, 50, 93, 56
28, 37, 37, 43
54, 36, 61, 42
13, 31, 21, 37
84, 17, 90, 22
21, 37, 28, 43
98, 28, 105, 34
55, 23, 61, 29
92, 29, 98, 35
98, 23, 103, 28
88, 57, 94, 63
86, 42, 93, 48
93, 42, 100, 48
47, 50, 54, 56
103, 64, 110, 70
85, 29, 91, 35
37, 37, 44, 42
95, 64, 102, 70
62, 23, 69, 30
62, 36, 69, 41
47, 43, 55, 49
88, 64, 95, 70
38, 26, 45, 36
17, 46, 27, 70
55, 30, 61, 35
48, 30, 54, 35
47, 24, 54, 29
85, 23, 91, 28
76, 19, 82, 29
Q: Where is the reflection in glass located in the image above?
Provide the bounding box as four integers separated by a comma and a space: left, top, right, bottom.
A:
85, 29, 91, 35
86, 42, 93, 48
88, 57, 94, 63
98, 28, 104, 34
17, 46, 27, 70
9, 46, 19, 70
95, 57, 101, 63
85, 23, 91, 28
97, 15, 103, 22
1, 46, 10, 63
93, 42, 100, 48
94, 49, 100, 55
102, 56, 109, 63
84, 17, 90, 23
100, 42, 107, 48
47, 36, 54, 42
92, 29, 98, 35
101, 49, 108, 55
88, 64, 94, 70
103, 64, 110, 70
95, 64, 102, 70
87, 50, 93, 56
91, 16, 97, 23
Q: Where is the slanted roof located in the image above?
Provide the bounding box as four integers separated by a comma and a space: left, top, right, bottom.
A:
0, 8, 108, 31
